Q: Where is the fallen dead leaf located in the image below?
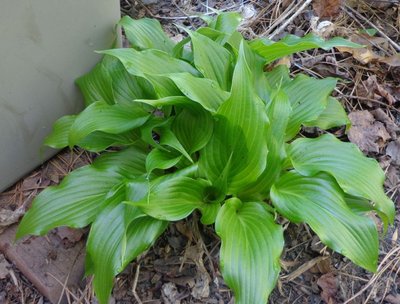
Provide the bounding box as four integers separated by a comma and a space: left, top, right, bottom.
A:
282, 256, 329, 282
0, 207, 25, 234
357, 75, 396, 105
161, 282, 181, 304
337, 46, 381, 64
372, 108, 400, 137
386, 140, 400, 166
317, 272, 338, 304
0, 253, 10, 279
348, 111, 391, 153
313, 0, 342, 18
381, 54, 400, 67
385, 294, 400, 304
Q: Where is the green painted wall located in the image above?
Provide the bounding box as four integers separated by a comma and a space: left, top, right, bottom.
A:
0, 1, 120, 191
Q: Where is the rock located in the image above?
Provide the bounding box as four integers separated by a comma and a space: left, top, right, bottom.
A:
0, 225, 85, 304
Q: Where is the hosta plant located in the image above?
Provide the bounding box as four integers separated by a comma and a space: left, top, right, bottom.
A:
17, 12, 395, 304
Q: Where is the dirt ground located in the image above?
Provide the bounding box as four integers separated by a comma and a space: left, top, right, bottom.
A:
1, 0, 399, 303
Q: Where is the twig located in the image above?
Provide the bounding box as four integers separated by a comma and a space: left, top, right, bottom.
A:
343, 5, 400, 52
268, 0, 313, 39
261, 0, 301, 37
132, 264, 143, 304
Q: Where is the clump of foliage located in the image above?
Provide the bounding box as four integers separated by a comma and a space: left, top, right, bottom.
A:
17, 13, 395, 304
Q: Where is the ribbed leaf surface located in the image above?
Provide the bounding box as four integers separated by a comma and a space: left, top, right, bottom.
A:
69, 101, 150, 146
119, 16, 175, 54
127, 176, 218, 223
284, 75, 337, 139
16, 147, 146, 238
251, 34, 361, 63
168, 73, 229, 112
271, 171, 379, 272
304, 97, 350, 130
189, 30, 233, 90
216, 199, 284, 304
288, 134, 395, 224
199, 42, 268, 194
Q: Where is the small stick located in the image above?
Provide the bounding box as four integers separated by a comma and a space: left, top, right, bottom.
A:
132, 264, 143, 304
343, 5, 400, 52
268, 0, 313, 39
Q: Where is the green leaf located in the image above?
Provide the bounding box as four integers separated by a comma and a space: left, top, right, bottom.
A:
210, 12, 242, 35
44, 115, 76, 148
189, 30, 233, 90
69, 101, 150, 146
126, 176, 217, 223
87, 189, 167, 304
172, 107, 214, 154
284, 75, 337, 140
145, 148, 182, 173
304, 97, 350, 130
76, 60, 114, 106
288, 134, 395, 225
135, 96, 194, 108
199, 41, 269, 194
239, 90, 292, 199
250, 33, 362, 64
104, 57, 156, 104
16, 147, 147, 238
119, 16, 175, 54
271, 171, 379, 272
216, 198, 284, 304
77, 130, 140, 152
100, 48, 200, 78
87, 188, 127, 304
168, 73, 230, 112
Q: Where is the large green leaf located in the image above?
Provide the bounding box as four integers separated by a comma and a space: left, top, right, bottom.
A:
189, 30, 233, 90
76, 60, 114, 106
68, 101, 150, 146
168, 73, 229, 112
126, 176, 219, 225
209, 12, 242, 35
288, 134, 395, 224
199, 41, 269, 194
172, 107, 214, 154
304, 97, 350, 130
119, 16, 175, 54
77, 131, 140, 152
44, 115, 76, 148
104, 57, 156, 104
100, 48, 200, 77
271, 171, 378, 272
45, 114, 140, 151
145, 148, 182, 173
250, 33, 361, 64
215, 198, 284, 304
284, 75, 337, 139
87, 191, 167, 304
16, 147, 146, 238
239, 90, 292, 199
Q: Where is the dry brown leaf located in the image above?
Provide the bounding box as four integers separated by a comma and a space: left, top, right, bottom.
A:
372, 108, 400, 136
348, 111, 391, 153
313, 0, 342, 18
0, 253, 10, 279
336, 46, 381, 64
0, 207, 25, 234
357, 75, 396, 105
386, 139, 400, 166
382, 54, 400, 67
317, 272, 338, 304
385, 294, 400, 304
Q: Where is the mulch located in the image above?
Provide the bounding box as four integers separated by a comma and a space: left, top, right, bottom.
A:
0, 1, 399, 303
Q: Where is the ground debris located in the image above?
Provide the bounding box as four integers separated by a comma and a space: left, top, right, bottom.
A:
348, 110, 391, 153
